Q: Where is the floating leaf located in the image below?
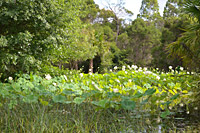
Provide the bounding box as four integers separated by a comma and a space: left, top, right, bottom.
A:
121, 99, 136, 110
23, 95, 38, 103
53, 95, 66, 103
73, 97, 85, 105
91, 99, 108, 108
64, 101, 72, 104
63, 90, 74, 95
39, 99, 49, 106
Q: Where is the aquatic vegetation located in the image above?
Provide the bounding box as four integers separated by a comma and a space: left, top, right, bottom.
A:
0, 65, 199, 132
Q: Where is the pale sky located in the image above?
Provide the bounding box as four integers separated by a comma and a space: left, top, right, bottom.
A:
94, 0, 167, 20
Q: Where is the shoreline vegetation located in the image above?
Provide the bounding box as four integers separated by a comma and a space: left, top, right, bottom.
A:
0, 0, 200, 132
0, 66, 200, 132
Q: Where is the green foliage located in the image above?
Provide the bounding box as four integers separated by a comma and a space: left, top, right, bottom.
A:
0, 66, 199, 118
138, 0, 161, 21
167, 0, 200, 70
126, 18, 161, 66
0, 0, 86, 80
163, 0, 185, 18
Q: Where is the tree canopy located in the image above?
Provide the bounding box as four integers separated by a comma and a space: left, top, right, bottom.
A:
0, 0, 199, 80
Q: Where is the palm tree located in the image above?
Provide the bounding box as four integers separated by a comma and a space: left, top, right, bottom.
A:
168, 0, 200, 70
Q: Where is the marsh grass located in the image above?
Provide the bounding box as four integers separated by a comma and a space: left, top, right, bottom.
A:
1, 102, 200, 132
0, 102, 164, 132
0, 103, 128, 132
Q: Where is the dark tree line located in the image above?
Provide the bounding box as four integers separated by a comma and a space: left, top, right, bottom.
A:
0, 0, 199, 80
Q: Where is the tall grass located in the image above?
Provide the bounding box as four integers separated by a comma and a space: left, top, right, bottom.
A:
1, 102, 200, 132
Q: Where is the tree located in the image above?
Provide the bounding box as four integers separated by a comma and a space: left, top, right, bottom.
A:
163, 0, 185, 19
104, 0, 133, 46
126, 18, 161, 66
0, 0, 86, 79
138, 0, 161, 21
150, 0, 193, 70
168, 0, 200, 70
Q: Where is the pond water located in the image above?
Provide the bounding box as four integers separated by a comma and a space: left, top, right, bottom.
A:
120, 108, 200, 132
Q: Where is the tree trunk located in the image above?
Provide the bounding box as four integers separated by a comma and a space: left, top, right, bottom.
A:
115, 18, 120, 46
89, 59, 93, 73
74, 61, 78, 70
58, 62, 62, 69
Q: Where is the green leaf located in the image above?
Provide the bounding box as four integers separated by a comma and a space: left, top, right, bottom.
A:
121, 99, 136, 110
53, 95, 66, 103
132, 91, 143, 98
170, 94, 179, 100
160, 109, 170, 118
23, 95, 38, 103
39, 99, 49, 106
64, 101, 72, 104
143, 83, 151, 89
91, 99, 108, 108
141, 97, 149, 105
143, 88, 156, 96
73, 97, 85, 105
63, 90, 74, 95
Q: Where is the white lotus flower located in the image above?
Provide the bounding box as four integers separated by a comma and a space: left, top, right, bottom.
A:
179, 103, 184, 107
152, 73, 157, 77
131, 65, 138, 70
64, 75, 67, 80
115, 79, 120, 83
144, 67, 147, 71
45, 74, 51, 80
122, 66, 126, 71
92, 81, 95, 85
114, 66, 118, 70
138, 69, 142, 72
8, 77, 13, 81
52, 83, 57, 86
80, 73, 83, 77
113, 88, 119, 93
169, 66, 173, 69
144, 71, 152, 75
127, 65, 131, 69
180, 67, 184, 71
156, 76, 160, 80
